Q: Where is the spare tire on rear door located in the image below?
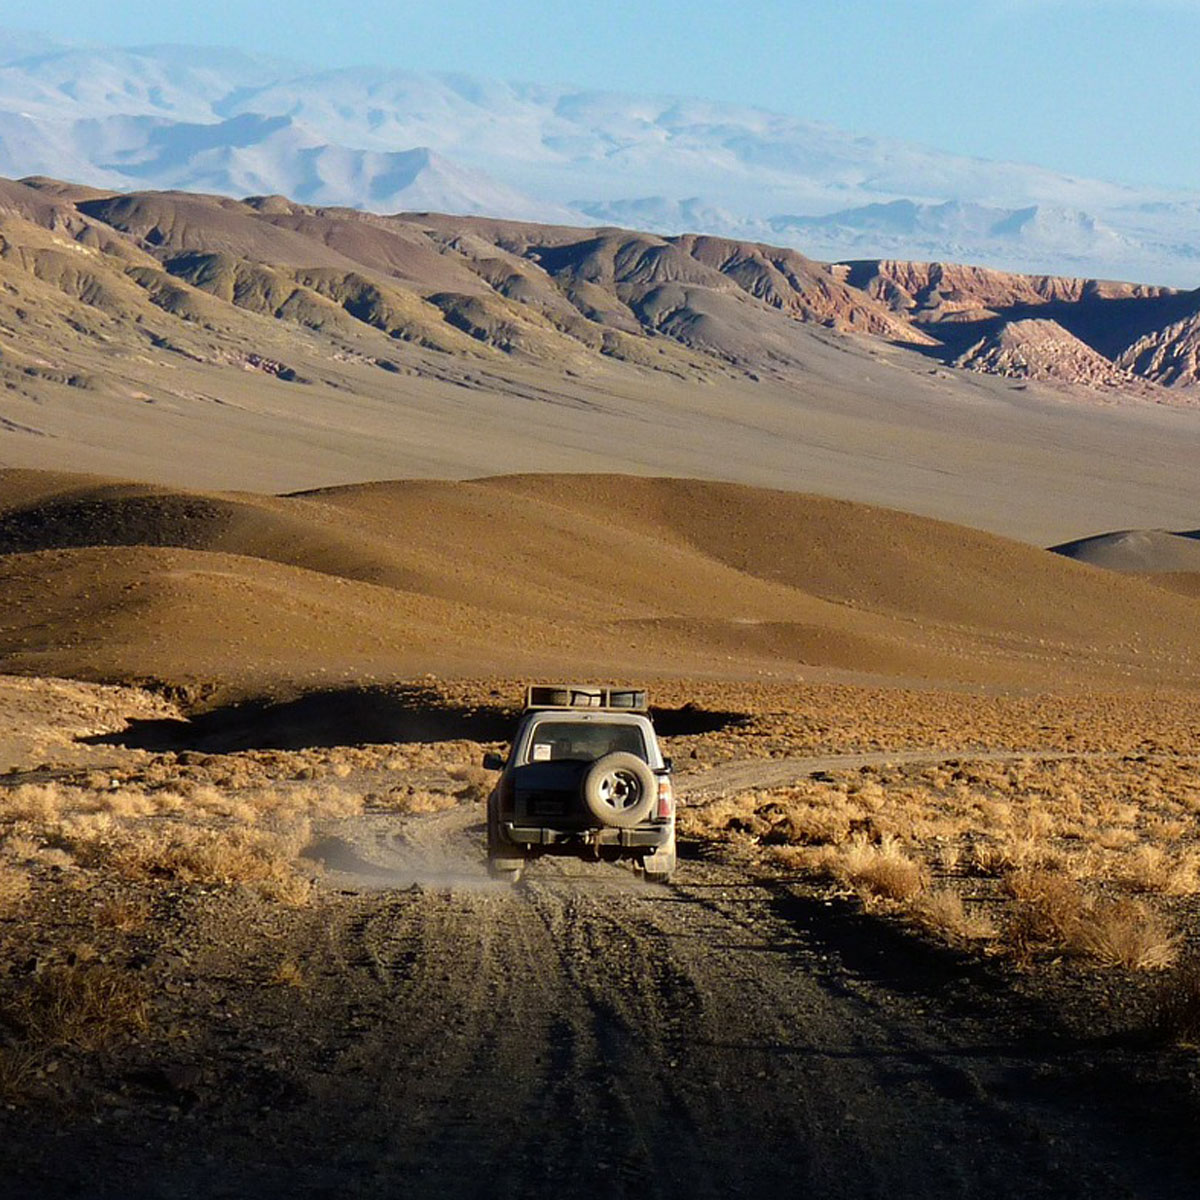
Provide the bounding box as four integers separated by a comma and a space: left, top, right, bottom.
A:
581, 752, 656, 828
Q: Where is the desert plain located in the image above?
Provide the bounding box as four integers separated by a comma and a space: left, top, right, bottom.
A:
2, 176, 1200, 1197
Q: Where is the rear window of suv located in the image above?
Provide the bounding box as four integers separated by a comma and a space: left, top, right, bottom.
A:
525, 721, 647, 764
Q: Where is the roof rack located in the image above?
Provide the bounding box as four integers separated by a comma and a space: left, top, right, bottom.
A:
524, 685, 647, 712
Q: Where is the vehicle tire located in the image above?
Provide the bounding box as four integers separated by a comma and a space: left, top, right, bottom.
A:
486, 790, 525, 881
580, 752, 656, 828
642, 838, 676, 884
488, 858, 524, 884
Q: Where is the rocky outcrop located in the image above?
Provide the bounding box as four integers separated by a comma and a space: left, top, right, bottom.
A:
953, 319, 1145, 389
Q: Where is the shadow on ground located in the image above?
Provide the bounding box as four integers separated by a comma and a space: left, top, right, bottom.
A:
81, 686, 749, 752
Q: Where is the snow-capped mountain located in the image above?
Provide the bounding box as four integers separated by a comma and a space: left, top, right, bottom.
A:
1, 30, 1199, 286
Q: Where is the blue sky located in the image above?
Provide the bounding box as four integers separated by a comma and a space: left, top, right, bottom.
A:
4, 0, 1199, 190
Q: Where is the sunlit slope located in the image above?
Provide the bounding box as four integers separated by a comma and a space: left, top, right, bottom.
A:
1, 470, 1198, 691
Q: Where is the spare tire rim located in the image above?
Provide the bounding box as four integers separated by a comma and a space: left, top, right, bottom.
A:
597, 769, 642, 812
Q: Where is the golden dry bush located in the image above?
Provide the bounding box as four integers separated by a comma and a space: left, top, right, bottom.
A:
110, 824, 314, 904
1121, 845, 1200, 897
0, 783, 64, 824
1002, 869, 1088, 960
909, 889, 997, 945
4, 966, 150, 1050
1070, 899, 1179, 971
839, 835, 927, 903
82, 788, 160, 819
0, 834, 37, 862
255, 870, 315, 907
770, 801, 853, 847
448, 764, 494, 804
764, 842, 841, 878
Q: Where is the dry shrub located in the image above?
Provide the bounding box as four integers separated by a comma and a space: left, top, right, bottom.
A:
1004, 870, 1178, 969
1096, 828, 1139, 851
1070, 899, 1179, 971
0, 1046, 39, 1105
1, 835, 39, 862
111, 825, 314, 905
94, 894, 151, 931
448, 765, 493, 804
1003, 869, 1087, 948
82, 788, 160, 819
269, 960, 305, 988
255, 871, 315, 907
909, 889, 997, 945
774, 803, 853, 846
379, 788, 459, 815
1122, 845, 1200, 896
0, 783, 63, 823
840, 835, 927, 902
4, 966, 149, 1050
0, 866, 31, 916
765, 843, 841, 878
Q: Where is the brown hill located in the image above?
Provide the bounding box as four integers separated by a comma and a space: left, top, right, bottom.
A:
6, 175, 1200, 389
4, 176, 1200, 547
1, 470, 1198, 697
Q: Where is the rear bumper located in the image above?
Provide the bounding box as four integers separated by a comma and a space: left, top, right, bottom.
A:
502, 821, 671, 850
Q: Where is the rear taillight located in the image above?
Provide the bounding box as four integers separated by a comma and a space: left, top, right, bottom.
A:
656, 775, 674, 819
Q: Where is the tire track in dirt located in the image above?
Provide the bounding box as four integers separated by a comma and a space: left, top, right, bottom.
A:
269, 759, 1200, 1198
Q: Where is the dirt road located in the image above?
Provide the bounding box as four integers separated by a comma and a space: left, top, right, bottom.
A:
7, 765, 1199, 1199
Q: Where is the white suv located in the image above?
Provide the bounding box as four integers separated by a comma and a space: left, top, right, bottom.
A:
482, 686, 676, 883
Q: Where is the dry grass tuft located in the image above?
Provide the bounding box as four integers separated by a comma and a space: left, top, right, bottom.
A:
1070, 899, 1179, 971
909, 889, 997, 945
448, 764, 494, 804
0, 783, 64, 823
111, 825, 315, 905
1121, 845, 1200, 897
1003, 869, 1087, 945
269, 959, 305, 988
0, 1046, 40, 1105
93, 893, 152, 931
4, 966, 150, 1050
840, 835, 928, 902
0, 865, 32, 916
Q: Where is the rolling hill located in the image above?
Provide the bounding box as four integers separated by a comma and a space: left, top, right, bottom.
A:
3, 176, 1200, 548
1, 470, 1198, 697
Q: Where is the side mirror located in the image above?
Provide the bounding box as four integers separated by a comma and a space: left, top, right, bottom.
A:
482, 752, 505, 771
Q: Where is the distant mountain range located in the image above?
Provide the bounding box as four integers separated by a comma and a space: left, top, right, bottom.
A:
2, 31, 1200, 287
2, 173, 1198, 399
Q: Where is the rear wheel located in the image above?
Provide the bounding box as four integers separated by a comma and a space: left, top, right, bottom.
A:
642, 834, 676, 884
486, 790, 525, 882
487, 859, 525, 884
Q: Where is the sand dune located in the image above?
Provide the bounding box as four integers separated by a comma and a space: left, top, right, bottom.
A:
1, 470, 1198, 697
